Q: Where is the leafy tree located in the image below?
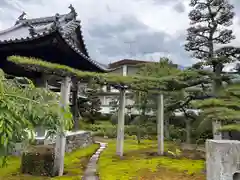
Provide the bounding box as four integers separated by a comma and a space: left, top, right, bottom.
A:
0, 70, 72, 166
133, 58, 186, 139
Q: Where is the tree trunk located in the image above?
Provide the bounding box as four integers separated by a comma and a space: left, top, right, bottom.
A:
186, 119, 191, 144
212, 120, 222, 140
212, 63, 223, 140
137, 125, 141, 144
72, 81, 79, 130
165, 118, 170, 140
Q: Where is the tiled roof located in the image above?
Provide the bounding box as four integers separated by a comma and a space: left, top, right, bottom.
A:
0, 5, 108, 72
109, 59, 151, 68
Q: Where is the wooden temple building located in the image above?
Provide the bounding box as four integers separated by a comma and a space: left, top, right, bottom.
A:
0, 5, 108, 129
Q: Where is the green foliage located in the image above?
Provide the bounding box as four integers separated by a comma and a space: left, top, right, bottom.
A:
110, 113, 131, 125
185, 0, 236, 62
98, 140, 204, 180
0, 144, 98, 179
78, 82, 102, 124
193, 83, 240, 132
8, 56, 212, 92
133, 58, 187, 115
0, 70, 72, 166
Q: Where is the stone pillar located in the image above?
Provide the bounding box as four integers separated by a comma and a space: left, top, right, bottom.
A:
206, 140, 240, 180
54, 76, 71, 176
116, 88, 126, 157
212, 120, 222, 140
157, 94, 164, 155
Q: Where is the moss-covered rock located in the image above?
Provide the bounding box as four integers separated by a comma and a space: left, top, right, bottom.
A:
0, 144, 99, 180
21, 145, 55, 176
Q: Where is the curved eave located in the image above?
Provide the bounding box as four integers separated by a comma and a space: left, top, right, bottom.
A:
58, 31, 107, 72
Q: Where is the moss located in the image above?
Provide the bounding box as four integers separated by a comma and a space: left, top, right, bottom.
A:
7, 56, 210, 92
0, 144, 98, 180
98, 140, 205, 180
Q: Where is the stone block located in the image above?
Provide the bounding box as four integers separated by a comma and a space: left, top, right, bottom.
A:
206, 140, 240, 180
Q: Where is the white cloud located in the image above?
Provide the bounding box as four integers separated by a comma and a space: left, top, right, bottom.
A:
0, 0, 240, 67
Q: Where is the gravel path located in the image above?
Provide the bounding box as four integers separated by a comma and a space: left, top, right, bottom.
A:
82, 142, 107, 180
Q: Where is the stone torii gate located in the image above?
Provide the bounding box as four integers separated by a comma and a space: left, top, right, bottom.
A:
116, 88, 165, 157
32, 73, 166, 174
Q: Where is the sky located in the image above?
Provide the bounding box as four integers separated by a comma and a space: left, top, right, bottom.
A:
1, 0, 240, 67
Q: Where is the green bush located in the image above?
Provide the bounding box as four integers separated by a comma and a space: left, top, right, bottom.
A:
82, 121, 157, 139
168, 125, 186, 142
110, 114, 131, 125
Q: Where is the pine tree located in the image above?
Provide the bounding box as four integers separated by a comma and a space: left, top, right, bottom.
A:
185, 0, 239, 92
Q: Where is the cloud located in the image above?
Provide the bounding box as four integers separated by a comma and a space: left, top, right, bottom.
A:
87, 15, 191, 65
173, 2, 186, 13
0, 0, 240, 67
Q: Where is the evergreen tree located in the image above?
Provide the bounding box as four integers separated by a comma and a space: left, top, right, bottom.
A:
77, 82, 101, 124
185, 0, 239, 92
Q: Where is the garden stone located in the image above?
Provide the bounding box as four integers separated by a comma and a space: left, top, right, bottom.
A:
206, 140, 240, 180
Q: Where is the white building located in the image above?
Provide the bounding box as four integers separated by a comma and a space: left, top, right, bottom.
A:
98, 59, 152, 115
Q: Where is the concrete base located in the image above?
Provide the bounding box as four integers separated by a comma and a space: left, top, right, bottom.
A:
206, 140, 240, 180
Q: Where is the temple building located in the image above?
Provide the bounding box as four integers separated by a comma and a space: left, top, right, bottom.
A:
0, 5, 107, 78
0, 5, 108, 130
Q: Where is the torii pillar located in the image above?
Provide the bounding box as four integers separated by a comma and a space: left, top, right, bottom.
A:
157, 93, 164, 155
54, 76, 71, 176
116, 88, 126, 157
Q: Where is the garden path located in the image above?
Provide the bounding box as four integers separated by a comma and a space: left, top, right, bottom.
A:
82, 141, 107, 180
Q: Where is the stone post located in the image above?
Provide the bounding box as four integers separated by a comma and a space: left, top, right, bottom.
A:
206, 140, 240, 180
54, 76, 71, 176
116, 88, 126, 157
157, 93, 164, 155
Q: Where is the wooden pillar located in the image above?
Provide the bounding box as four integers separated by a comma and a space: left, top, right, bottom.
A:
35, 74, 48, 139
116, 88, 126, 157
212, 120, 222, 140
54, 76, 71, 176
157, 94, 164, 155
72, 80, 79, 130
36, 74, 48, 88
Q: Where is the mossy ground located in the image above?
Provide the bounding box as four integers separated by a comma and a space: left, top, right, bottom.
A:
98, 139, 205, 180
0, 143, 99, 180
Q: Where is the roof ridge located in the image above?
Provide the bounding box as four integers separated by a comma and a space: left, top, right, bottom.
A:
16, 4, 78, 25
17, 13, 67, 25
0, 23, 23, 35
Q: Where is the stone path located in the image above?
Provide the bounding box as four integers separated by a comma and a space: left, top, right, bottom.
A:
82, 141, 107, 180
